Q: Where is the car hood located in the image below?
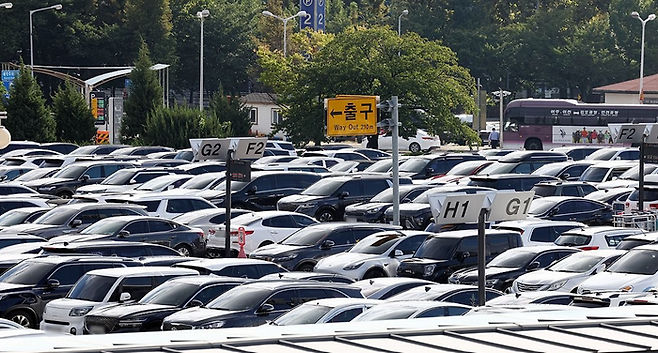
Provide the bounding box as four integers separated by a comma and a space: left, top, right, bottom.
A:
251, 244, 303, 256
385, 203, 429, 214
49, 233, 110, 244
278, 194, 324, 204
515, 269, 582, 285
400, 258, 448, 266
76, 184, 136, 193
345, 203, 390, 212
47, 298, 96, 310
596, 180, 637, 190
164, 307, 237, 323
0, 282, 33, 293
24, 177, 72, 187
91, 303, 175, 318
0, 223, 56, 234
316, 252, 381, 268
196, 190, 225, 200
579, 271, 655, 293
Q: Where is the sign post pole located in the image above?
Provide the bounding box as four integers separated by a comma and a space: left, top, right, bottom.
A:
391, 96, 400, 226
477, 208, 487, 306
224, 149, 233, 258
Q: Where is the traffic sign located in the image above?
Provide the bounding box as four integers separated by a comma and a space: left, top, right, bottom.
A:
233, 137, 267, 160
428, 193, 486, 225
195, 138, 231, 161
609, 124, 647, 144
325, 96, 377, 136
487, 191, 535, 222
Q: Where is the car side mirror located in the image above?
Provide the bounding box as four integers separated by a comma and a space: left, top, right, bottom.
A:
527, 261, 541, 271
257, 303, 275, 315
426, 168, 435, 175
321, 240, 335, 249
459, 251, 470, 261
70, 219, 83, 227
129, 179, 137, 184
248, 186, 257, 195
391, 249, 404, 257
79, 175, 90, 182
549, 208, 559, 216
117, 230, 130, 238
401, 198, 412, 203
119, 292, 132, 302
186, 299, 203, 308
339, 191, 349, 199
560, 173, 570, 181
46, 279, 60, 289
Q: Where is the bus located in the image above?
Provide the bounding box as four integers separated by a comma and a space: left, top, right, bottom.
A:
503, 99, 658, 150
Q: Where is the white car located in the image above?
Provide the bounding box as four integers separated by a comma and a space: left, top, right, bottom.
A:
314, 230, 430, 280
172, 208, 251, 243
577, 244, 658, 294
210, 211, 318, 255
106, 194, 217, 219
493, 219, 585, 247
362, 129, 441, 153
271, 298, 382, 326
511, 249, 626, 293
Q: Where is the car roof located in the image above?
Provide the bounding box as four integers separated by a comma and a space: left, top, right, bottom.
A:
295, 298, 382, 308
373, 300, 472, 310
495, 219, 585, 228
502, 245, 579, 254
175, 258, 276, 270
165, 275, 250, 286
26, 255, 139, 265
470, 173, 560, 180
562, 226, 640, 235
0, 234, 45, 240
428, 229, 519, 238
234, 280, 357, 291
261, 272, 355, 282
49, 203, 145, 211
85, 266, 199, 277
498, 151, 567, 162
531, 196, 597, 203
304, 222, 402, 230
352, 277, 435, 289
41, 240, 173, 249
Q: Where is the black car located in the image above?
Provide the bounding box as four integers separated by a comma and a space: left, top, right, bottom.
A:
0, 234, 46, 250
161, 280, 364, 330
397, 229, 523, 283
386, 283, 504, 306
174, 258, 288, 278
0, 255, 142, 328
448, 246, 580, 293
399, 153, 485, 180
531, 181, 598, 197
250, 222, 401, 271
47, 216, 207, 257
468, 174, 560, 191
84, 275, 248, 334
0, 203, 149, 240
40, 142, 79, 155
69, 145, 129, 156
40, 240, 185, 258
383, 185, 495, 230
74, 167, 188, 194
198, 171, 322, 211
531, 161, 596, 181
528, 196, 614, 225
277, 174, 412, 222
476, 150, 568, 175
344, 184, 434, 223
549, 146, 603, 161
24, 161, 137, 198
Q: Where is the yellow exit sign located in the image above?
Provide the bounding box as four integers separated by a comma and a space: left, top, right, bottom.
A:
325, 96, 378, 136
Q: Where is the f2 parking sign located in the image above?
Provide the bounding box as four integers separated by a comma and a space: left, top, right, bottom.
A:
300, 0, 325, 31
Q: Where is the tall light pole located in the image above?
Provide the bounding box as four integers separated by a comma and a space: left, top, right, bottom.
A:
632, 11, 656, 104
262, 10, 308, 57
197, 9, 210, 111
398, 10, 408, 56
0, 3, 12, 9
30, 4, 62, 72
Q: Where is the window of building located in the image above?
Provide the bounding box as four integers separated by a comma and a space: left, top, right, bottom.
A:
250, 108, 258, 124
271, 109, 282, 124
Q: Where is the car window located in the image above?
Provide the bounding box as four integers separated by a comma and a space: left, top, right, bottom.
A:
264, 289, 297, 311
416, 308, 447, 318
147, 245, 179, 256
123, 221, 149, 235
250, 176, 275, 191
447, 306, 471, 316
529, 227, 553, 243
121, 208, 145, 216
352, 228, 381, 243
339, 180, 361, 196
427, 160, 447, 174
380, 283, 423, 299
217, 265, 260, 279
581, 184, 597, 195
49, 264, 86, 285
256, 264, 283, 277
76, 209, 101, 224
113, 245, 148, 257
363, 180, 389, 196
535, 252, 561, 267
487, 235, 511, 256
562, 186, 580, 197
98, 208, 125, 219
149, 220, 175, 232
298, 288, 330, 304
511, 163, 532, 174
457, 237, 478, 257
132, 201, 160, 213
166, 199, 194, 214
606, 234, 629, 247
192, 284, 236, 305
328, 308, 363, 322
84, 166, 103, 179
110, 276, 152, 302
262, 215, 296, 228
191, 199, 213, 210
292, 215, 316, 227
556, 201, 576, 214
327, 230, 356, 245
444, 290, 479, 306
103, 164, 123, 176
395, 235, 427, 255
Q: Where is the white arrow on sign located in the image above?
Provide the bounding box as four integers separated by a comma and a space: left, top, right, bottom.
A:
487, 191, 535, 222
233, 137, 268, 160
609, 124, 647, 144
428, 193, 486, 225
195, 138, 231, 161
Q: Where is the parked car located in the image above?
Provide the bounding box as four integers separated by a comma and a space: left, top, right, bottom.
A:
363, 129, 441, 153
40, 240, 186, 259
40, 142, 79, 155
0, 234, 46, 251
108, 194, 216, 219
109, 146, 174, 156
74, 167, 187, 195
527, 196, 614, 225
0, 198, 52, 217
585, 147, 639, 161
288, 156, 344, 169
467, 174, 560, 191
271, 298, 382, 325
329, 160, 375, 174
83, 275, 248, 334
344, 148, 391, 161
174, 258, 287, 278
250, 223, 401, 271
623, 175, 658, 212
585, 188, 634, 206
386, 283, 504, 306
550, 146, 603, 161
175, 161, 226, 175
161, 280, 364, 330
343, 184, 434, 223
531, 160, 597, 181
531, 181, 597, 197
596, 164, 657, 190
127, 174, 194, 193
493, 219, 585, 247
616, 232, 658, 250
476, 151, 568, 175
427, 160, 494, 185
260, 271, 356, 284
352, 277, 435, 299
0, 183, 41, 196
12, 168, 60, 185
352, 300, 471, 321
396, 229, 523, 283
265, 141, 297, 156
398, 153, 485, 180
172, 208, 251, 243
554, 226, 643, 251
303, 150, 370, 161
69, 145, 129, 156
483, 291, 576, 306
578, 161, 637, 186
314, 230, 431, 280
512, 249, 626, 293
40, 266, 198, 335
448, 246, 581, 293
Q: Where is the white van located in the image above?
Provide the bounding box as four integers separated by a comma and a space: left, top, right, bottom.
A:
40, 266, 198, 335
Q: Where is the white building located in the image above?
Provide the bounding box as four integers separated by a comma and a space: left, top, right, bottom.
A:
240, 93, 285, 138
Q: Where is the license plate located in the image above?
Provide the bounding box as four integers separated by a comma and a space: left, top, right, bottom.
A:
345, 217, 358, 223
88, 325, 106, 334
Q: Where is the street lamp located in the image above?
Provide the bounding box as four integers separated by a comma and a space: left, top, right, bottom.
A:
398, 9, 408, 37
632, 11, 656, 103
262, 10, 308, 57
197, 9, 210, 111
0, 3, 12, 9
30, 4, 63, 71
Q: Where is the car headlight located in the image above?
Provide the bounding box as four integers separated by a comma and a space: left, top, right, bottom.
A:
620, 285, 633, 292
485, 279, 499, 287
366, 206, 384, 214
548, 280, 568, 291
343, 262, 364, 271
211, 198, 225, 204
117, 318, 147, 328
424, 264, 436, 277
38, 186, 56, 191
297, 203, 316, 209
69, 306, 94, 317
273, 254, 297, 262
194, 320, 225, 329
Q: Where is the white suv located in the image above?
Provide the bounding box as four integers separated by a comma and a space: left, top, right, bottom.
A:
40, 267, 198, 335
363, 129, 441, 153
108, 194, 217, 219
493, 219, 585, 247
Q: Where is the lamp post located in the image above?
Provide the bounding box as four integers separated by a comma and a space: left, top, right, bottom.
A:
632, 11, 656, 104
30, 4, 62, 71
0, 3, 12, 9
197, 9, 210, 111
398, 10, 408, 56
262, 10, 308, 57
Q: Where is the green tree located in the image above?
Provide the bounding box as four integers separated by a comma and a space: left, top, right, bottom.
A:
51, 81, 97, 144
4, 63, 55, 142
141, 105, 230, 149
122, 42, 163, 144
209, 87, 253, 136
258, 26, 478, 146
125, 0, 176, 64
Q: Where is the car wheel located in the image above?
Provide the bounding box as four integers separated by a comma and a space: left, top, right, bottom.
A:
363, 269, 386, 279
57, 191, 72, 199
296, 263, 315, 272
315, 209, 336, 222
501, 283, 512, 294
409, 142, 421, 153
6, 310, 34, 328
175, 244, 192, 257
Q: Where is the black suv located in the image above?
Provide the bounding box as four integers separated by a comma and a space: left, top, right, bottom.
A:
40, 240, 185, 258
198, 171, 321, 211
531, 180, 598, 197
396, 229, 522, 283
399, 153, 485, 180
249, 222, 401, 271
0, 203, 148, 239
75, 167, 188, 194
344, 184, 434, 223
0, 256, 142, 328
24, 161, 136, 198
161, 280, 364, 330
468, 174, 560, 191
277, 175, 412, 222
477, 150, 568, 175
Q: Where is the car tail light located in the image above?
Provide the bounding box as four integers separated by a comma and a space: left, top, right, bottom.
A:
198, 231, 204, 239
626, 202, 630, 207
422, 137, 434, 140
649, 203, 658, 210
578, 246, 599, 251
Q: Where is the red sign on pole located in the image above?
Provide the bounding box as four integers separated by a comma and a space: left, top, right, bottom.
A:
237, 226, 247, 258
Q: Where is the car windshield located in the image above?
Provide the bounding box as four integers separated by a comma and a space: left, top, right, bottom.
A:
99, 170, 133, 185
349, 234, 402, 255
330, 162, 358, 172
399, 159, 430, 173
53, 165, 87, 179
33, 208, 78, 225
136, 177, 177, 191
15, 168, 56, 182
0, 210, 30, 226
80, 218, 126, 235
446, 162, 484, 176
532, 163, 565, 177
528, 199, 558, 215
617, 166, 655, 180
606, 249, 658, 275
547, 254, 603, 273
580, 167, 609, 182
414, 237, 460, 260
477, 162, 516, 175
363, 160, 393, 173
273, 304, 333, 325
67, 274, 116, 301
282, 228, 329, 246
0, 261, 54, 285
487, 250, 537, 268
139, 282, 200, 306
531, 185, 557, 197
205, 286, 270, 311
628, 188, 658, 202
586, 150, 619, 160
173, 212, 211, 224
370, 189, 395, 203
180, 174, 223, 190
554, 234, 591, 246
301, 179, 343, 196
354, 306, 415, 321
69, 146, 97, 155
411, 188, 445, 204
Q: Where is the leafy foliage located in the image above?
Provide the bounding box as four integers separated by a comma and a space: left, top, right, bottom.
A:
141, 105, 231, 149
208, 87, 253, 136
4, 64, 55, 142
51, 81, 97, 144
